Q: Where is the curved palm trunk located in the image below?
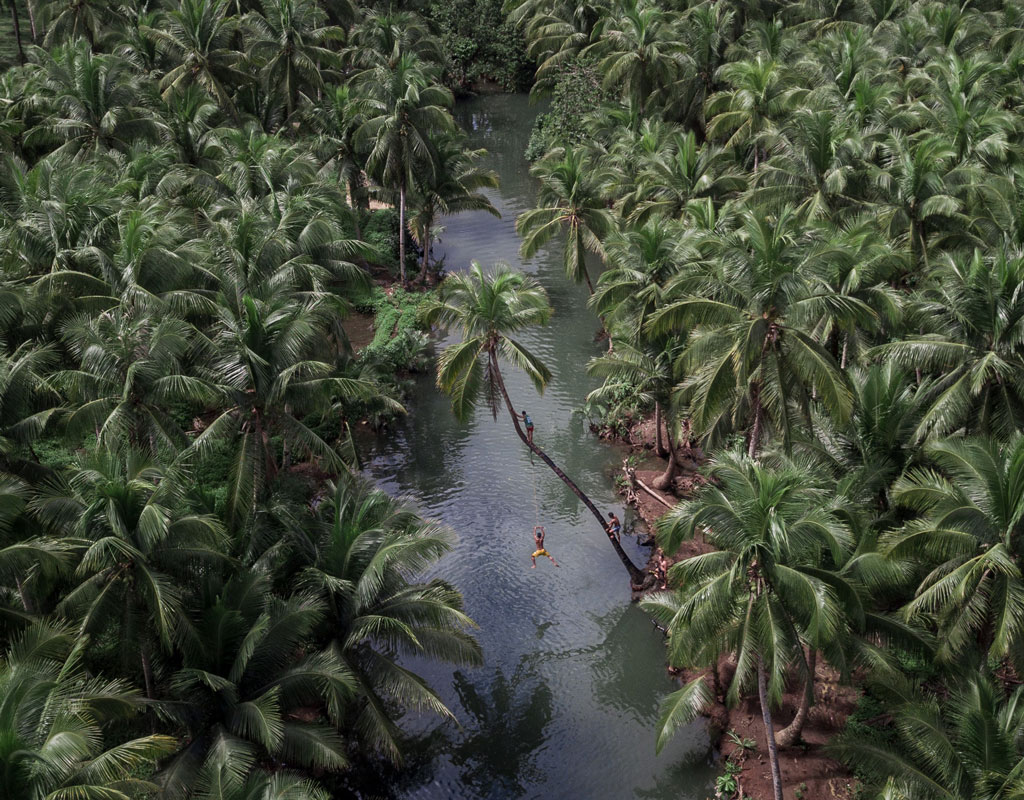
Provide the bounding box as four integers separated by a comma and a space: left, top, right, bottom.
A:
775, 648, 816, 747
652, 417, 678, 492
27, 0, 36, 42
488, 350, 644, 584
758, 656, 785, 800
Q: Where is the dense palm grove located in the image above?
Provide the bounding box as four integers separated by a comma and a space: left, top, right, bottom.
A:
0, 0, 498, 796
490, 0, 1024, 796
5, 0, 1024, 794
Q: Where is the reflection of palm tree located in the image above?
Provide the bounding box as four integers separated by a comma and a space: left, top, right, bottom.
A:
449, 665, 554, 794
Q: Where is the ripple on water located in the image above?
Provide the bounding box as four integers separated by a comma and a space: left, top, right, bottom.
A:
358, 94, 715, 800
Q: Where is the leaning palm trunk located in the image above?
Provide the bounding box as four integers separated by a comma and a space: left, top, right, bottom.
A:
488, 349, 644, 584
775, 648, 816, 747
758, 656, 785, 800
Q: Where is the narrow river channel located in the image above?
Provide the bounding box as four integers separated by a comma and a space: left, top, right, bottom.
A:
359, 93, 715, 800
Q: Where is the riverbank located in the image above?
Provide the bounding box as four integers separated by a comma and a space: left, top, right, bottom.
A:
608, 412, 859, 800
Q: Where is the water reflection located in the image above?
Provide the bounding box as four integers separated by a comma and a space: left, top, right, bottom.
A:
448, 664, 555, 797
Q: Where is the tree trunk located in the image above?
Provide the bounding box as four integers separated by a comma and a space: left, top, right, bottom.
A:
758, 657, 785, 800
141, 646, 155, 700
27, 0, 37, 42
775, 648, 816, 747
654, 401, 667, 457
399, 182, 407, 287
15, 576, 33, 613
488, 349, 644, 584
747, 383, 763, 458
840, 334, 848, 370
10, 0, 24, 64
652, 431, 678, 491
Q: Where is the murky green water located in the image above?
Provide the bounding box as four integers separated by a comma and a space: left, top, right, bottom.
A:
359, 94, 715, 800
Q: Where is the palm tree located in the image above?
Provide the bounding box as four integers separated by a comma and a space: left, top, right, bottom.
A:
146, 0, 248, 122
409, 134, 499, 283
642, 453, 853, 800
834, 672, 1024, 799
244, 0, 344, 118
581, 0, 686, 115
33, 450, 226, 697
160, 572, 350, 797
39, 0, 109, 46
293, 474, 482, 760
57, 311, 215, 452
516, 146, 616, 293
424, 262, 644, 582
0, 623, 176, 798
0, 341, 59, 467
872, 248, 1024, 440
647, 205, 864, 455
705, 55, 807, 170
25, 43, 162, 160
354, 53, 454, 286
886, 435, 1024, 670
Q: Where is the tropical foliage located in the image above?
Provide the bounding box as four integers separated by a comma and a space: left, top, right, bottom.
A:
0, 1, 487, 795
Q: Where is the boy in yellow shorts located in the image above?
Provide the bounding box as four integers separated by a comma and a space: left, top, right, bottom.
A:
531, 526, 560, 568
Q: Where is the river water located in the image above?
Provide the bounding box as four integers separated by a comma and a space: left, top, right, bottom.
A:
359, 94, 714, 800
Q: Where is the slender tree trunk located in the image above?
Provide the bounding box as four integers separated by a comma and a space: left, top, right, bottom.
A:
488, 348, 644, 583
840, 334, 849, 370
141, 646, 155, 700
654, 401, 667, 457
399, 182, 407, 287
758, 657, 785, 800
15, 576, 33, 613
10, 1, 25, 64
747, 383, 763, 458
776, 648, 816, 747
27, 0, 37, 42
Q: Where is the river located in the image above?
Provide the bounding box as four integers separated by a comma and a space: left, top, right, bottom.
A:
358, 94, 715, 800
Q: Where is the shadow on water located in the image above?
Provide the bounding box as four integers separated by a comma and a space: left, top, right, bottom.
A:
358, 94, 716, 800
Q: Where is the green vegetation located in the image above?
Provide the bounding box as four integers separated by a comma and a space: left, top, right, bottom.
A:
0, 0, 504, 794
502, 0, 1024, 796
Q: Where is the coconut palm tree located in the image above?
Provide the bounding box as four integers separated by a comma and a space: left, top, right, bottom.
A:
146, 0, 248, 122
516, 146, 616, 293
424, 262, 644, 582
292, 474, 481, 761
834, 672, 1024, 799
408, 133, 499, 283
33, 450, 226, 697
886, 434, 1024, 670
354, 53, 454, 286
56, 311, 215, 452
872, 248, 1024, 440
647, 205, 865, 455
25, 43, 162, 160
0, 623, 177, 799
244, 0, 344, 118
159, 571, 351, 798
642, 453, 853, 800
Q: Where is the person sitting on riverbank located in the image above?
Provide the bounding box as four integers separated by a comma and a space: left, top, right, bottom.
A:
531, 526, 559, 568
521, 410, 534, 443
606, 512, 621, 542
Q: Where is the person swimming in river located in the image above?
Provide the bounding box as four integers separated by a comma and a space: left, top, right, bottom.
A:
520, 410, 534, 443
606, 512, 621, 543
531, 526, 559, 568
